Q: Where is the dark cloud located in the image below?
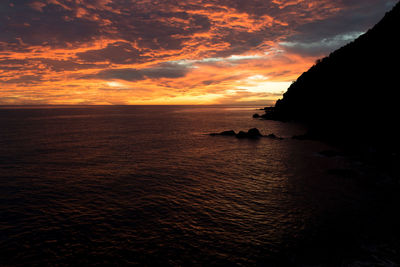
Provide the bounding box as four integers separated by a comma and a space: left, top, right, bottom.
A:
281, 0, 397, 56
76, 42, 144, 64
0, 58, 30, 71
102, 11, 211, 51
85, 62, 191, 81
0, 74, 43, 84
141, 63, 191, 79
0, 58, 107, 72
89, 68, 144, 81
0, 0, 100, 50
39, 59, 108, 71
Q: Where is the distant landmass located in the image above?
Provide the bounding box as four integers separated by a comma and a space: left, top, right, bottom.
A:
264, 1, 400, 152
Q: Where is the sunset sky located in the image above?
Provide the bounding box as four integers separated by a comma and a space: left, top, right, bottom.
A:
0, 0, 396, 105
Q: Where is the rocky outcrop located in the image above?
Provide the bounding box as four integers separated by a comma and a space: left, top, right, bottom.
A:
210, 128, 283, 139
236, 128, 262, 139
209, 130, 236, 136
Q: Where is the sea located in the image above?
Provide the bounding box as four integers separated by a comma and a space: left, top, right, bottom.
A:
0, 105, 399, 266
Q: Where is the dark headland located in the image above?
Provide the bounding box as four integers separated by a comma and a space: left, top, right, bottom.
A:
260, 1, 400, 158
253, 3, 400, 264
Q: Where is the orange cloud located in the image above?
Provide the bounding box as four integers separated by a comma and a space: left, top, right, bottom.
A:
0, 0, 395, 105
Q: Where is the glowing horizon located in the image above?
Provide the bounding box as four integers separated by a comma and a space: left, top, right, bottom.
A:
0, 0, 396, 105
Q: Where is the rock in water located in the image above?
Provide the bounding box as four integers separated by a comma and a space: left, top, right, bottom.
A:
211, 128, 271, 139
219, 130, 236, 136
236, 128, 262, 139
247, 128, 262, 137
210, 130, 236, 136
236, 131, 248, 138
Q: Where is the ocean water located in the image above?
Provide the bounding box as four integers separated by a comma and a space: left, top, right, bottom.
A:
0, 106, 397, 266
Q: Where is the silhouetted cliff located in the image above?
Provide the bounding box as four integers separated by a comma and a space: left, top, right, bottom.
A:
269, 2, 400, 150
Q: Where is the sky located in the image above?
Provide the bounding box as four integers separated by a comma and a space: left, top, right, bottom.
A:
0, 0, 397, 105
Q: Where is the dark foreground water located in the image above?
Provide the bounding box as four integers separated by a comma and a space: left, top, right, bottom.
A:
1, 106, 399, 266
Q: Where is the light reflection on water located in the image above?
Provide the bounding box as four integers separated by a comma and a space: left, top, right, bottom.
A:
0, 106, 385, 265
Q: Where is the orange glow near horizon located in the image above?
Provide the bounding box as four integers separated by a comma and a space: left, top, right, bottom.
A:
0, 0, 394, 105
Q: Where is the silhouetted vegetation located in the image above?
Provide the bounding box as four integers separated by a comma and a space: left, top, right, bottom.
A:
267, 2, 400, 153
